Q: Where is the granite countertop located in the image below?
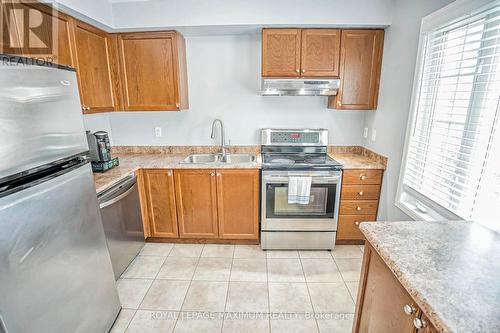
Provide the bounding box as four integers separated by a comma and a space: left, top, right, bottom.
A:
93, 152, 262, 194
329, 152, 386, 170
360, 220, 500, 333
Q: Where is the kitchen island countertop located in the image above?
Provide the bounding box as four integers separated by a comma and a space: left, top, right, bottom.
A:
360, 220, 500, 333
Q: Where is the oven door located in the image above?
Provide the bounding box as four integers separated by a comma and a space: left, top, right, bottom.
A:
261, 171, 342, 231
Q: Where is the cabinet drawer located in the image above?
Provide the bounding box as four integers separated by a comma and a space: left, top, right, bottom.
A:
341, 185, 380, 200
337, 215, 376, 240
343, 169, 383, 185
340, 200, 378, 215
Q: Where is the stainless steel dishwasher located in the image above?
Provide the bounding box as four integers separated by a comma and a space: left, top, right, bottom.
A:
98, 174, 145, 279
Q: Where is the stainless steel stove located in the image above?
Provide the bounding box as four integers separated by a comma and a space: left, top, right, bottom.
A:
260, 129, 343, 250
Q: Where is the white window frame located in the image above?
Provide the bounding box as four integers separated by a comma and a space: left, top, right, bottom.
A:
396, 0, 498, 221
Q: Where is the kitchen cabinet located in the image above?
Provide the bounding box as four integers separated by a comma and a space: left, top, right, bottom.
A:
1, 2, 74, 67
329, 29, 384, 110
262, 28, 301, 77
262, 28, 340, 77
141, 169, 179, 238
71, 19, 120, 113
354, 244, 439, 333
116, 31, 188, 111
337, 169, 383, 244
174, 169, 219, 239
216, 169, 259, 240
300, 29, 340, 77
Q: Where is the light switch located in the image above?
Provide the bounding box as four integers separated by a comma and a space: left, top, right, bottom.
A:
371, 129, 377, 141
154, 127, 162, 137
363, 128, 369, 139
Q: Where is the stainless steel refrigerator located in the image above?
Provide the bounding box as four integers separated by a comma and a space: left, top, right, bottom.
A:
0, 55, 121, 333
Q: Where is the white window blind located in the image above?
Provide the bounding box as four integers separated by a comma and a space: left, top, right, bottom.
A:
398, 0, 500, 227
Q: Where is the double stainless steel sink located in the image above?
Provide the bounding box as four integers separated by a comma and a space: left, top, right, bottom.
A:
181, 153, 256, 165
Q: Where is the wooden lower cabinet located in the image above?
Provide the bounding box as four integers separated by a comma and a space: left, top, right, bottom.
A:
140, 169, 178, 238
138, 168, 260, 242
337, 169, 383, 244
354, 244, 438, 333
174, 169, 219, 239
216, 169, 259, 240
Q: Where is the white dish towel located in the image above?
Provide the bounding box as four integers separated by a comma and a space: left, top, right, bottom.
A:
288, 176, 312, 205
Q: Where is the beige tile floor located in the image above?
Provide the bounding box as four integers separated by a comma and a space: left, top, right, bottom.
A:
111, 243, 364, 333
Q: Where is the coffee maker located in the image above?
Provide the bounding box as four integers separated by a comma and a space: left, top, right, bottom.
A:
86, 131, 119, 172
86, 131, 112, 162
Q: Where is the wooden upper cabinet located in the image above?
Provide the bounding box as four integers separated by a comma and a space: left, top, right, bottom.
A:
301, 29, 340, 77
216, 169, 259, 240
142, 169, 179, 238
262, 28, 301, 77
330, 29, 384, 110
355, 245, 416, 333
1, 3, 74, 66
1, 2, 24, 56
174, 169, 219, 239
117, 31, 188, 111
71, 20, 119, 113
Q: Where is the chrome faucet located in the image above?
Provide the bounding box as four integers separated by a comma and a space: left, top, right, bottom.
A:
210, 119, 227, 157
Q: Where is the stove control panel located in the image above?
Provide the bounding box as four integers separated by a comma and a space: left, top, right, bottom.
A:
271, 132, 320, 144
261, 129, 328, 146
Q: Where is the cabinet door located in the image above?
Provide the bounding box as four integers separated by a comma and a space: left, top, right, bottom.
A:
337, 215, 376, 241
71, 20, 118, 113
330, 29, 384, 110
5, 3, 74, 66
117, 32, 181, 111
216, 169, 259, 240
174, 169, 219, 239
262, 28, 301, 77
1, 2, 23, 56
142, 169, 179, 238
354, 246, 416, 333
300, 29, 340, 77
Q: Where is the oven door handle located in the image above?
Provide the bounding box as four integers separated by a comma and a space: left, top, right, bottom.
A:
263, 176, 341, 184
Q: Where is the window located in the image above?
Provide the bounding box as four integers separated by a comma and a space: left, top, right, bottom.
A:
397, 0, 500, 230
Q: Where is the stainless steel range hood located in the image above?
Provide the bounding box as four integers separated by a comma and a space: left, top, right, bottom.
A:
261, 78, 340, 96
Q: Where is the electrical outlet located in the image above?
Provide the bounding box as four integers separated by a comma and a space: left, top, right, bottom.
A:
371, 129, 377, 141
154, 127, 162, 137
363, 127, 369, 139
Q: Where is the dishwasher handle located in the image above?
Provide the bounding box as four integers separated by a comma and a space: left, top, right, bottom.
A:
99, 176, 137, 209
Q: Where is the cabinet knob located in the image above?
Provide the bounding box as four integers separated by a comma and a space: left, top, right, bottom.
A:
217, 173, 221, 177
211, 173, 215, 177
356, 207, 362, 211
168, 171, 172, 176
175, 103, 179, 108
355, 221, 360, 226
360, 175, 367, 180
358, 191, 364, 196
295, 69, 300, 73
413, 318, 427, 329
403, 304, 416, 315
302, 69, 306, 73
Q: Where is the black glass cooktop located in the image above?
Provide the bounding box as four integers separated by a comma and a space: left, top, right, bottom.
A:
262, 154, 343, 170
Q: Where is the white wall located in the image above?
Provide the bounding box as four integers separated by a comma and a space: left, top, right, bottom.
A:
363, 0, 454, 221
44, 0, 114, 29
111, 0, 392, 34
84, 34, 367, 146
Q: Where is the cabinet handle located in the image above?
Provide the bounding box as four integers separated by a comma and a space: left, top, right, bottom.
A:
211, 173, 215, 177
360, 175, 367, 180
356, 207, 362, 211
358, 191, 364, 196
403, 304, 416, 315
413, 318, 427, 329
